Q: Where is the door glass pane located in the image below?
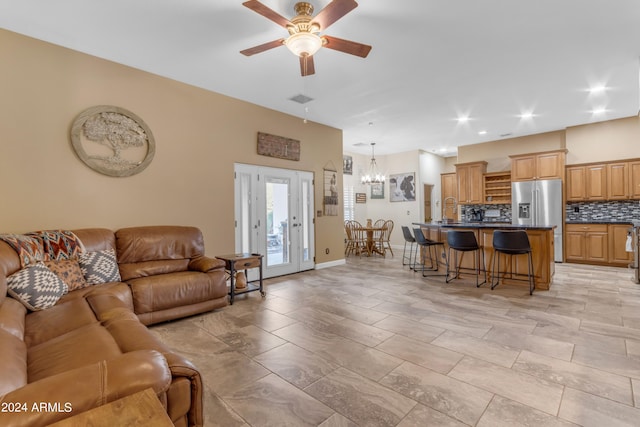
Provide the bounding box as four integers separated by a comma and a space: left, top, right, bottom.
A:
266, 177, 289, 267
302, 180, 310, 262
239, 172, 251, 253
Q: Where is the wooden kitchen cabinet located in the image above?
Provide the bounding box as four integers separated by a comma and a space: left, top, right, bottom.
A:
565, 223, 633, 266
510, 150, 566, 182
566, 164, 607, 201
566, 166, 586, 201
483, 171, 511, 204
607, 162, 629, 200
565, 224, 608, 263
629, 161, 640, 198
609, 224, 633, 266
440, 172, 458, 209
585, 164, 607, 200
566, 158, 640, 201
455, 161, 486, 204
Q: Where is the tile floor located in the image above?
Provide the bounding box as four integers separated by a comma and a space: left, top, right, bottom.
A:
151, 256, 640, 427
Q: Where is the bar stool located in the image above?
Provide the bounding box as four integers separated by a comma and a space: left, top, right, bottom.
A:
412, 228, 446, 277
491, 230, 535, 295
445, 230, 487, 288
401, 226, 416, 269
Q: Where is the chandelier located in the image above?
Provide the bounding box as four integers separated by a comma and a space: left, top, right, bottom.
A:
361, 143, 385, 184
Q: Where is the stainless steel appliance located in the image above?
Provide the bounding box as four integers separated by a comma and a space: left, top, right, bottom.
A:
512, 179, 563, 262
629, 222, 640, 284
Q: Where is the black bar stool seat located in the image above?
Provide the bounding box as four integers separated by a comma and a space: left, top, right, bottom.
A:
401, 226, 416, 269
491, 230, 535, 295
412, 228, 446, 277
446, 230, 487, 287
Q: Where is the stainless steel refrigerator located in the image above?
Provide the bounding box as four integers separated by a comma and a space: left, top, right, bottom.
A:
512, 179, 563, 262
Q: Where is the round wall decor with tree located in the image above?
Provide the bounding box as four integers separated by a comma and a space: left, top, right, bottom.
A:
70, 105, 155, 177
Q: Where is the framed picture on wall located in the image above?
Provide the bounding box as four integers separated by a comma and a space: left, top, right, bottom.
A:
389, 172, 416, 202
323, 169, 339, 216
343, 155, 353, 175
370, 182, 384, 199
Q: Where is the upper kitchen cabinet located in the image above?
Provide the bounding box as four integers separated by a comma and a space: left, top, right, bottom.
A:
510, 149, 566, 182
567, 158, 640, 201
566, 164, 607, 201
455, 161, 486, 204
607, 162, 628, 200
631, 161, 640, 198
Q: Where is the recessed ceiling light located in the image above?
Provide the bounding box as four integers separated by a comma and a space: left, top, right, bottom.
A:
591, 107, 607, 115
478, 130, 487, 135
588, 85, 607, 94
438, 148, 448, 153
518, 112, 535, 119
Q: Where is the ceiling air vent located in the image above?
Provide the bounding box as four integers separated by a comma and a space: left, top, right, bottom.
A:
500, 133, 513, 138
289, 94, 314, 104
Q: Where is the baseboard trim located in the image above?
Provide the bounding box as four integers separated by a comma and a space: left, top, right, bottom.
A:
315, 259, 346, 269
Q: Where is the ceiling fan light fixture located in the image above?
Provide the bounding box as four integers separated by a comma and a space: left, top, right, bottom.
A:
285, 32, 322, 57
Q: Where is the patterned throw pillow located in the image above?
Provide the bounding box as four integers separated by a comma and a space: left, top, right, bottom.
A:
45, 259, 88, 291
78, 249, 121, 285
6, 263, 68, 311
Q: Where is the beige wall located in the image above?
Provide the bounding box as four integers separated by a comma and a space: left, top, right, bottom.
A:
565, 116, 640, 164
457, 130, 566, 171
0, 29, 344, 264
456, 116, 640, 168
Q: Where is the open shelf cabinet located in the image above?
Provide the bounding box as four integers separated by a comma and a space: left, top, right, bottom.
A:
484, 171, 511, 204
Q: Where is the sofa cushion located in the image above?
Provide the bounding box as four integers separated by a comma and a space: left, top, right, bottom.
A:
27, 322, 122, 382
0, 298, 28, 396
79, 249, 121, 285
7, 263, 68, 311
0, 329, 27, 396
116, 226, 205, 280
45, 259, 88, 291
24, 298, 99, 348
128, 271, 223, 314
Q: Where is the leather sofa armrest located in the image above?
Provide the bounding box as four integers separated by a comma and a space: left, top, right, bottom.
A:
0, 350, 171, 426
188, 256, 225, 273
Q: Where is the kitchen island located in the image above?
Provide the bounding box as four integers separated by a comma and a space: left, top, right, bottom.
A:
415, 222, 556, 290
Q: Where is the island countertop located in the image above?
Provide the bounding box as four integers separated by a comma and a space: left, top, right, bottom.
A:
414, 221, 557, 230
414, 222, 555, 290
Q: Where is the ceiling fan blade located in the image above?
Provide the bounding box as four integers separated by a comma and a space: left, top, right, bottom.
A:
311, 0, 358, 30
240, 38, 285, 56
242, 0, 292, 28
322, 35, 371, 58
300, 55, 316, 76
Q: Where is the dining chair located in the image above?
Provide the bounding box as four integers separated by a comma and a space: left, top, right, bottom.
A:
344, 221, 357, 256
381, 220, 394, 256
351, 220, 367, 256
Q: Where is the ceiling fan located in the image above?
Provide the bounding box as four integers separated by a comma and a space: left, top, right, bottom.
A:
240, 0, 372, 76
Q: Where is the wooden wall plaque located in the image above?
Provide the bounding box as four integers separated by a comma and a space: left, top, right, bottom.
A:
257, 132, 300, 161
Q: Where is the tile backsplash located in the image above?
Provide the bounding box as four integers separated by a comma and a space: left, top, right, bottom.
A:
460, 201, 640, 223
462, 204, 512, 222
566, 201, 640, 222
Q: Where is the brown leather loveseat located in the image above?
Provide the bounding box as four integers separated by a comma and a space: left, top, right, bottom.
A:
0, 225, 227, 426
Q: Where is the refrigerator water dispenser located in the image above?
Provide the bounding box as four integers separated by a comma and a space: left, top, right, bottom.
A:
518, 203, 531, 219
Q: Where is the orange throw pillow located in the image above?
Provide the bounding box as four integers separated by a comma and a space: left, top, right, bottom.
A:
44, 259, 88, 292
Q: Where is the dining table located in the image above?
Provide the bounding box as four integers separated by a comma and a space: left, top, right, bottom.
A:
354, 225, 385, 256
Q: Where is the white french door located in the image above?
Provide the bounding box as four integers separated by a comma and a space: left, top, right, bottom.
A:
234, 164, 315, 278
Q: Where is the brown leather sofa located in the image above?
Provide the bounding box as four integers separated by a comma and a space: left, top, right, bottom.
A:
0, 226, 228, 426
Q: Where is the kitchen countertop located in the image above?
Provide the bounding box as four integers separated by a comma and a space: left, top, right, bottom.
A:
565, 220, 636, 225
416, 221, 556, 230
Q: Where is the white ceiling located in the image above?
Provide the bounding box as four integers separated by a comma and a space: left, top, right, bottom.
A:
2, 0, 640, 156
